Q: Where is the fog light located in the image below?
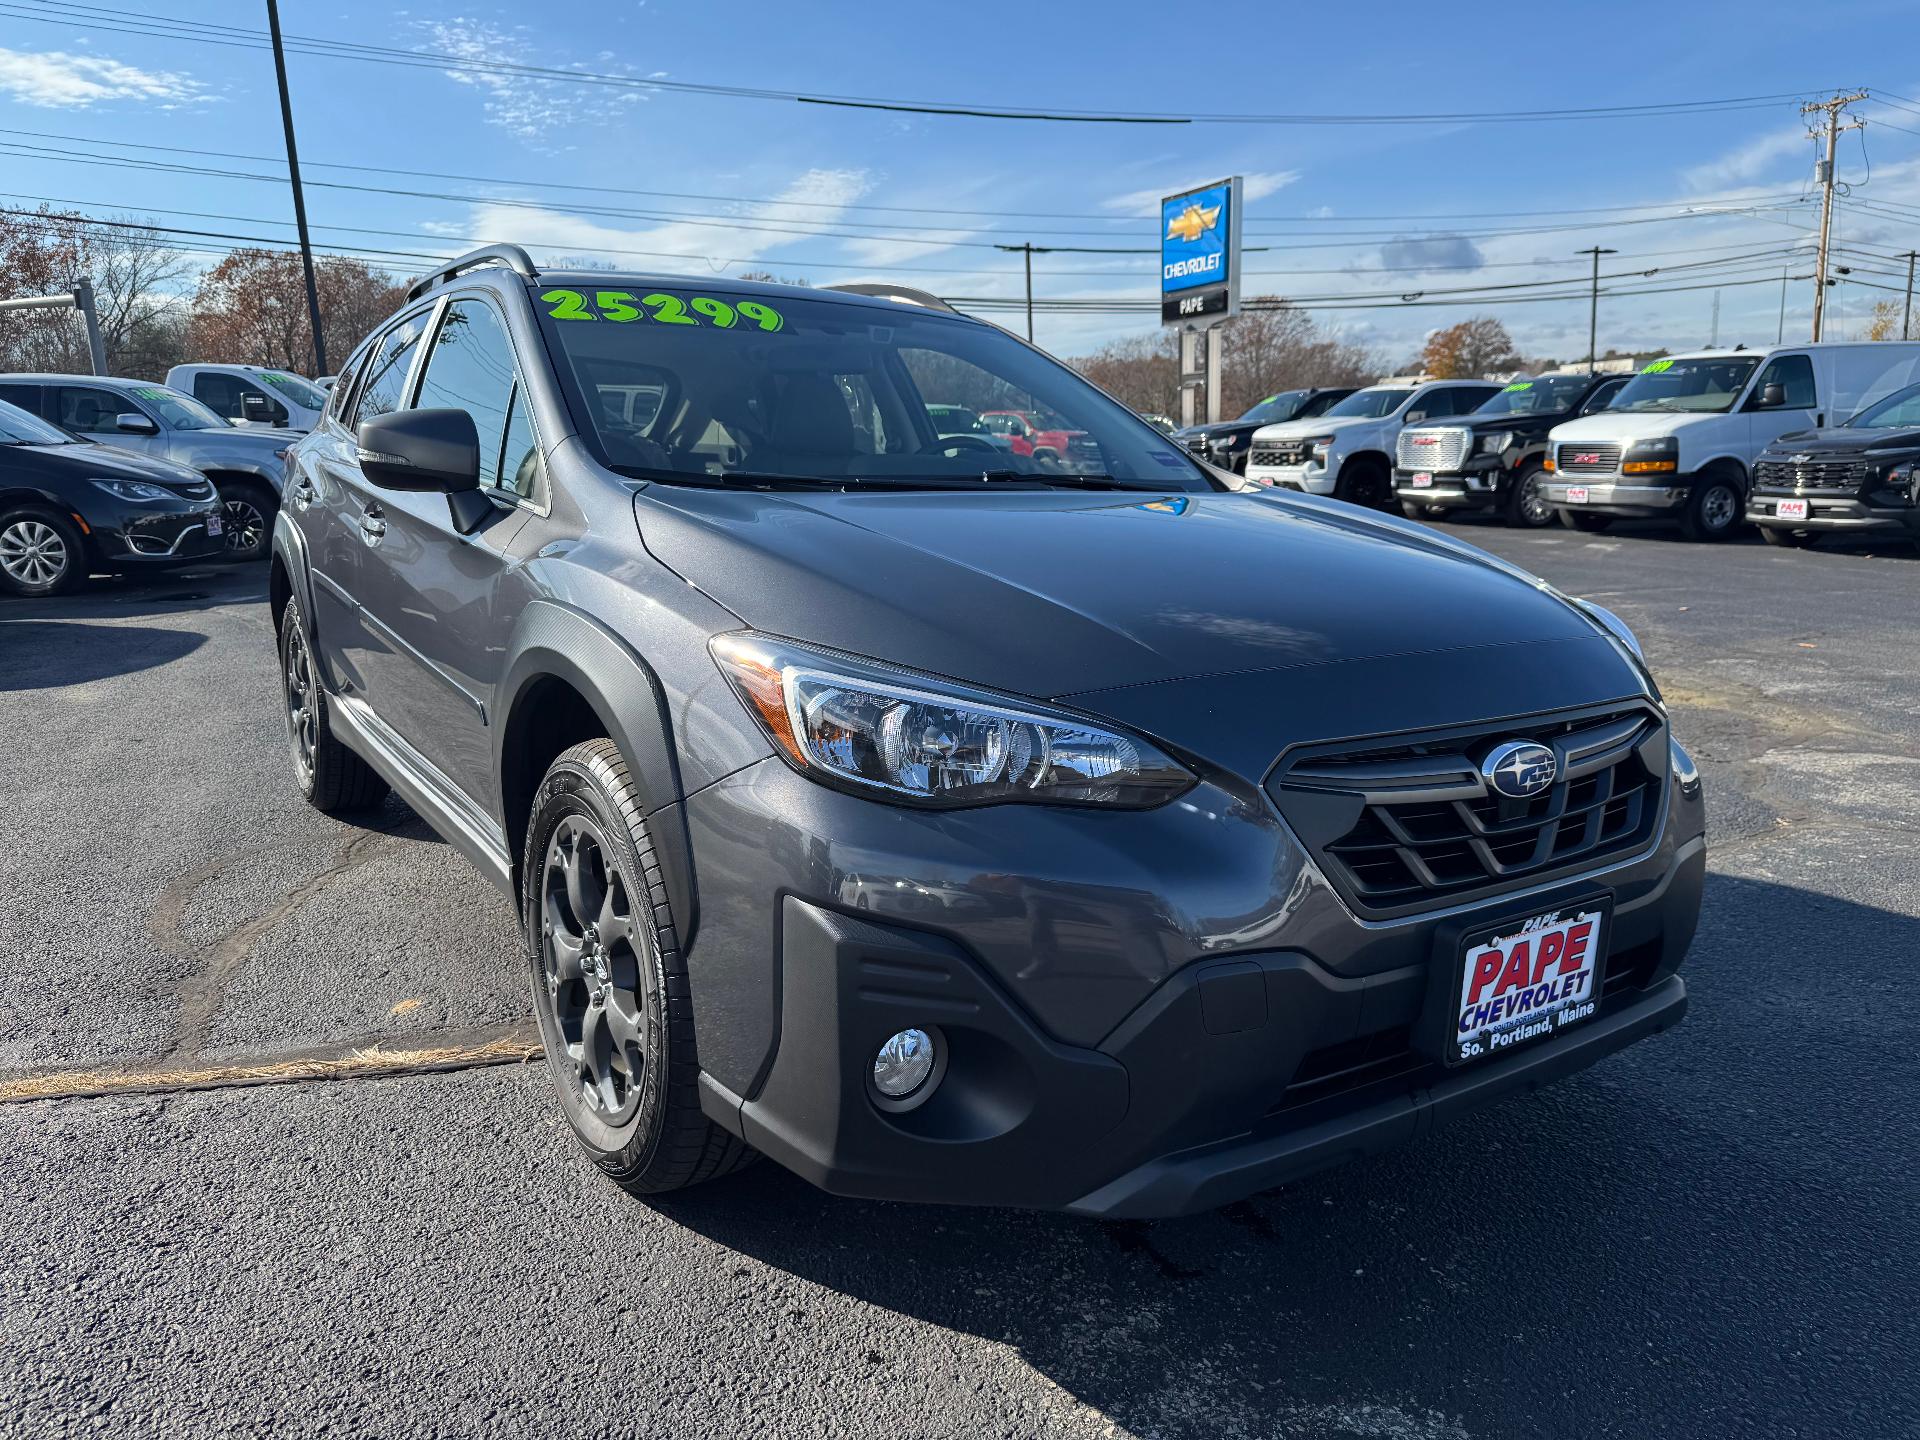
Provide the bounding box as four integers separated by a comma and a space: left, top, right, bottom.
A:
872, 1028, 936, 1099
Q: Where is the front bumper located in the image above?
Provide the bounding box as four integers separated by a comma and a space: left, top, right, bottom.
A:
1393, 464, 1504, 510
1243, 462, 1331, 494
1747, 492, 1919, 535
1541, 477, 1689, 516
686, 733, 1707, 1217
87, 501, 225, 568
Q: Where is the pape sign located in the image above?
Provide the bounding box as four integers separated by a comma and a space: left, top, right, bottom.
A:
1450, 905, 1605, 1066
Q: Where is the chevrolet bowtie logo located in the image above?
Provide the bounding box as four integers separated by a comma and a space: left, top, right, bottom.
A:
1166, 202, 1222, 244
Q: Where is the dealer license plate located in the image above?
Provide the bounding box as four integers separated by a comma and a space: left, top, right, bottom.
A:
1566, 485, 1590, 504
1448, 901, 1608, 1067
1410, 472, 1433, 487
205, 514, 223, 537
1777, 498, 1809, 521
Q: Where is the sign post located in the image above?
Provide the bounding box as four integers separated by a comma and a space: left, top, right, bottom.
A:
1161, 176, 1242, 424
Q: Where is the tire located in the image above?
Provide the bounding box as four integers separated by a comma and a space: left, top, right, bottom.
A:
1558, 509, 1614, 532
1334, 457, 1392, 511
278, 595, 389, 812
1504, 464, 1556, 529
1680, 472, 1743, 542
1760, 525, 1816, 548
0, 508, 85, 597
523, 739, 754, 1197
215, 480, 276, 562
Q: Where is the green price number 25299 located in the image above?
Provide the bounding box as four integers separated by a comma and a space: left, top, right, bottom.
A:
540, 288, 784, 332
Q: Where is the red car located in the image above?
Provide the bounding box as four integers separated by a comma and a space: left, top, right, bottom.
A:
979, 409, 1082, 465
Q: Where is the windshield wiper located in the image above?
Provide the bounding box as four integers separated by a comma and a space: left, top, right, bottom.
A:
969, 469, 1153, 491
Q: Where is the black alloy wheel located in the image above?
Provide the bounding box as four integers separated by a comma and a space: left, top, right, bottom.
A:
1506, 464, 1556, 528
218, 484, 275, 561
1335, 458, 1392, 511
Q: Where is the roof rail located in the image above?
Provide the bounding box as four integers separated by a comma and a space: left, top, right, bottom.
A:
406, 244, 539, 302
820, 282, 956, 314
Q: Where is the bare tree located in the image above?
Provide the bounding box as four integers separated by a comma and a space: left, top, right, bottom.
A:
0, 208, 192, 376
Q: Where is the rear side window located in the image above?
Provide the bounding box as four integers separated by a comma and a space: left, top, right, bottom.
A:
52, 385, 127, 434
352, 313, 428, 425
0, 383, 41, 415
327, 347, 367, 423
412, 298, 517, 493
1752, 354, 1817, 409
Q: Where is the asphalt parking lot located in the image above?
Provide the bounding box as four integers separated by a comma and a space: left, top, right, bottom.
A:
2, 520, 1916, 1440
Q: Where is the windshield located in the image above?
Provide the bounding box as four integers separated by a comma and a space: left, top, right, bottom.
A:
1471, 376, 1594, 417
255, 370, 327, 410
129, 385, 226, 431
1844, 382, 1920, 429
0, 396, 74, 445
1321, 388, 1411, 420
1237, 390, 1310, 424
1611, 357, 1760, 414
533, 285, 1211, 491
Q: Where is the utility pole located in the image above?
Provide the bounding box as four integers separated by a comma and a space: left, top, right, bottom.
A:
266, 0, 327, 376
1577, 246, 1616, 371
1902, 251, 1918, 341
994, 243, 1044, 342
1709, 289, 1721, 347
1778, 265, 1789, 344
1804, 91, 1867, 344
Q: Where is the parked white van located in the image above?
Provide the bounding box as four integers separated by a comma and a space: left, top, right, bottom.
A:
1241, 379, 1500, 508
1541, 343, 1920, 540
164, 363, 329, 432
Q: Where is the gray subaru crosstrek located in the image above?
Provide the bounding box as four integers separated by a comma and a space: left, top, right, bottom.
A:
270, 246, 1704, 1218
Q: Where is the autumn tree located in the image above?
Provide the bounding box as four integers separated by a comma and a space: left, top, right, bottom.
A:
187, 248, 408, 374
1862, 299, 1905, 341
0, 207, 192, 377
1421, 316, 1521, 379
1071, 329, 1181, 416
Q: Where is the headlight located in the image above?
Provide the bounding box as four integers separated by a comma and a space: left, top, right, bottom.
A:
90, 479, 174, 502
1212, 433, 1250, 453
1478, 432, 1515, 455
1307, 435, 1336, 461
1622, 437, 1678, 475
711, 633, 1194, 809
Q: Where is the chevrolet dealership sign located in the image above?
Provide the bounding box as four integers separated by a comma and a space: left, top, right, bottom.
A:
1161, 176, 1242, 326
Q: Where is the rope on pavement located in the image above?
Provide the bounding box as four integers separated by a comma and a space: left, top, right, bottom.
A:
0, 1037, 539, 1104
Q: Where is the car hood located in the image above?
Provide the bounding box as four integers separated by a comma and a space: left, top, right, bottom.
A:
1762, 426, 1920, 455
1549, 410, 1703, 444
636, 486, 1629, 731
1250, 415, 1384, 442
39, 441, 207, 484
1176, 421, 1259, 442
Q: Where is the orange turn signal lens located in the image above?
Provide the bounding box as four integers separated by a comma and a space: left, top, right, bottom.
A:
709, 634, 805, 765
1541, 457, 1555, 473
1621, 460, 1677, 474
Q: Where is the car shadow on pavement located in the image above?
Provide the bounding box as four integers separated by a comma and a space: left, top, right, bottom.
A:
0, 621, 206, 691
650, 870, 1919, 1438
0, 565, 263, 624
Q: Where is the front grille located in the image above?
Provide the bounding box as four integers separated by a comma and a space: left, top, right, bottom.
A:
1754, 457, 1872, 492
1068, 434, 1100, 459
1250, 439, 1313, 467
1268, 705, 1667, 919
1397, 428, 1469, 472
1555, 443, 1621, 474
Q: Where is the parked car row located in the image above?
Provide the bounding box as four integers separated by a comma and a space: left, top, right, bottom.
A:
0, 362, 330, 595
1223, 341, 1920, 548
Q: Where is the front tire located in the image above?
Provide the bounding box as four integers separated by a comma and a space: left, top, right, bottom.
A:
1334, 457, 1392, 511
279, 595, 388, 813
524, 740, 753, 1197
1504, 464, 1556, 528
0, 509, 85, 597
216, 480, 276, 562
1681, 473, 1743, 542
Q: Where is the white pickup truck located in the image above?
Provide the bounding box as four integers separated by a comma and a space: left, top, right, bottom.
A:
1242, 379, 1500, 508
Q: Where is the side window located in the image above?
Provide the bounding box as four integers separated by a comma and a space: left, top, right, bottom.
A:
1411, 389, 1453, 419
194, 373, 242, 419
52, 385, 126, 434
0, 383, 41, 415
1581, 378, 1625, 414
1752, 354, 1817, 409
411, 299, 517, 492
499, 384, 542, 500
352, 313, 428, 426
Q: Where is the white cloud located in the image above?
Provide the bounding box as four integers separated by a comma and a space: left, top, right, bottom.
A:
0, 46, 206, 108
428, 168, 873, 272
418, 19, 648, 142
1683, 128, 1811, 192
1101, 169, 1302, 214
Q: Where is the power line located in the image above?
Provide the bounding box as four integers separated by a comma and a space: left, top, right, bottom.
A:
0, 1, 1842, 128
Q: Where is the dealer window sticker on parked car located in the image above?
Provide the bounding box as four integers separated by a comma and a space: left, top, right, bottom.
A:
1501, 382, 1533, 392
1641, 359, 1675, 374
540, 288, 786, 332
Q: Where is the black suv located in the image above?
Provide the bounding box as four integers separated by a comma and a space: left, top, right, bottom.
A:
1746, 380, 1920, 549
271, 246, 1703, 1218
1174, 387, 1356, 473
1394, 373, 1628, 527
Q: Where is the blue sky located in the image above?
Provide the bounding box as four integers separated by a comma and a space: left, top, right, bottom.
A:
4, 0, 1920, 365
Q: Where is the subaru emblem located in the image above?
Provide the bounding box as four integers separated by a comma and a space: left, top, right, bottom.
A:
1482, 740, 1558, 799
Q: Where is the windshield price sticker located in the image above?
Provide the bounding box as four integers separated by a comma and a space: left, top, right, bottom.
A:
1641, 358, 1675, 374
134, 388, 171, 401
1452, 906, 1604, 1066
541, 288, 785, 332
1501, 381, 1533, 392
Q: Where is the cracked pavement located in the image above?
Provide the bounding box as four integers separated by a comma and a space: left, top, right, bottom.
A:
1, 520, 1916, 1439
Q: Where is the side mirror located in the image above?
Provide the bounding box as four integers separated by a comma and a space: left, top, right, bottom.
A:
1404, 410, 1428, 424
115, 413, 159, 435
356, 408, 480, 494
241, 391, 274, 422
1757, 382, 1787, 409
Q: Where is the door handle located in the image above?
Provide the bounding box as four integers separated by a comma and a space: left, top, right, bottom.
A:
359, 504, 386, 546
